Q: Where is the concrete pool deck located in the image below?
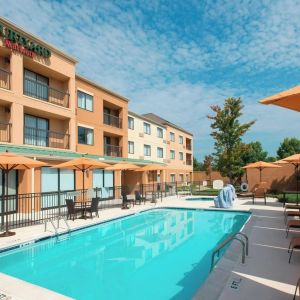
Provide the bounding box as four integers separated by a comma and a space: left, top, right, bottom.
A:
0, 195, 299, 300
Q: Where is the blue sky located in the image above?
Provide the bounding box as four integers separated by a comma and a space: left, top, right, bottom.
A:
3, 0, 300, 160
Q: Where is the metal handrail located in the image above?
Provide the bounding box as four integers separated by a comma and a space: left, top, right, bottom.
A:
57, 216, 71, 233
210, 232, 249, 271
44, 218, 58, 237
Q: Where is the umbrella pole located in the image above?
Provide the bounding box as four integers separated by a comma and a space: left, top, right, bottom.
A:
0, 169, 16, 237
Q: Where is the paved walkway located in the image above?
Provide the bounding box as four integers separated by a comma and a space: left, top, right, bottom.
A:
0, 195, 299, 300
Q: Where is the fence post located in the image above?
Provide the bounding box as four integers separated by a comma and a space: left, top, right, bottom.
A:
57, 171, 61, 228
175, 181, 178, 196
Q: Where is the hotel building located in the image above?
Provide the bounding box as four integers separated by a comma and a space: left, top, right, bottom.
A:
0, 17, 193, 203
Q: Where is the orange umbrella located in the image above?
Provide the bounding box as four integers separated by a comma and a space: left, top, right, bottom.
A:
260, 85, 300, 112
0, 151, 47, 237
105, 162, 139, 171
242, 161, 281, 182
53, 157, 110, 190
135, 164, 166, 172
282, 154, 300, 196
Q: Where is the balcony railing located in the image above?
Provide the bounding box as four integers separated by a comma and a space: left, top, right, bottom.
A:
0, 67, 11, 90
186, 159, 192, 166
104, 144, 122, 157
24, 126, 70, 149
24, 78, 69, 108
0, 122, 11, 142
103, 113, 122, 129
186, 144, 192, 151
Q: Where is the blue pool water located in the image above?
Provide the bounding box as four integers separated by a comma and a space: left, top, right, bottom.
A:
0, 208, 250, 300
186, 197, 215, 201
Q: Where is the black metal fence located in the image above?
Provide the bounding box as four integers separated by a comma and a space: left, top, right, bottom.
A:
104, 144, 122, 157
0, 67, 10, 90
0, 181, 217, 231
103, 113, 122, 128
0, 122, 11, 143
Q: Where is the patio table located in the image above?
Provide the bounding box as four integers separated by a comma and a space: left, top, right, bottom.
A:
75, 200, 92, 219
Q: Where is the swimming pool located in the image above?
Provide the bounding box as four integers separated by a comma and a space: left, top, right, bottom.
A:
186, 196, 215, 201
0, 208, 250, 300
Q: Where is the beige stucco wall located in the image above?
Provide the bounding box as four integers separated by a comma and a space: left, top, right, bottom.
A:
128, 112, 166, 163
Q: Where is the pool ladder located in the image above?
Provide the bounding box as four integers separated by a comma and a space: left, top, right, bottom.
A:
44, 216, 71, 239
210, 232, 249, 272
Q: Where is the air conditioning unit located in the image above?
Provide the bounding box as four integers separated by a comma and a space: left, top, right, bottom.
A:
163, 159, 170, 163
163, 139, 167, 144
139, 133, 144, 137
139, 156, 144, 160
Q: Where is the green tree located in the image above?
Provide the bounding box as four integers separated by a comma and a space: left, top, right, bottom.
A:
241, 141, 268, 165
277, 137, 300, 159
208, 97, 255, 182
203, 155, 213, 181
193, 157, 203, 171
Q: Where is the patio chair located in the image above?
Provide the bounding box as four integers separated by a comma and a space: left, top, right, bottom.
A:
135, 190, 145, 205
252, 187, 266, 205
86, 197, 100, 219
293, 277, 300, 300
66, 199, 82, 221
286, 220, 300, 237
288, 237, 300, 263
284, 203, 300, 213
121, 192, 133, 209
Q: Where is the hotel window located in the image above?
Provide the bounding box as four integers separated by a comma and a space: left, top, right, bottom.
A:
24, 69, 49, 101
144, 122, 151, 135
41, 167, 75, 208
128, 117, 134, 130
179, 174, 184, 182
78, 126, 94, 145
179, 135, 183, 144
144, 144, 151, 156
170, 150, 175, 159
93, 169, 114, 199
157, 147, 163, 158
24, 114, 49, 147
128, 141, 134, 154
77, 90, 93, 111
170, 174, 176, 182
157, 127, 163, 138
179, 152, 183, 160
169, 132, 175, 142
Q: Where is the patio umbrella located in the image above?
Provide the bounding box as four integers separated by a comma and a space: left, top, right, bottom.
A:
134, 164, 166, 172
260, 85, 300, 112
281, 154, 300, 197
242, 161, 281, 183
53, 157, 110, 190
0, 151, 47, 237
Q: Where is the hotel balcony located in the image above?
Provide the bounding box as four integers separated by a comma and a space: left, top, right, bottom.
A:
104, 144, 122, 157
24, 126, 70, 149
0, 67, 11, 90
186, 153, 192, 166
186, 159, 192, 166
23, 77, 70, 108
0, 121, 11, 142
103, 113, 122, 129
186, 138, 192, 151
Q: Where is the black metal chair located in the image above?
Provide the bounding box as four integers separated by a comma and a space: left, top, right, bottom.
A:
86, 197, 100, 219
135, 190, 145, 205
121, 192, 132, 209
66, 199, 82, 221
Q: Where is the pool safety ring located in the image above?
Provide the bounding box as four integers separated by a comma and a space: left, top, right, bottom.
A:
240, 182, 249, 192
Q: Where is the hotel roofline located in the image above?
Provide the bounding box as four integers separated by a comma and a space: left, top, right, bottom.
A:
76, 74, 130, 103
128, 111, 167, 128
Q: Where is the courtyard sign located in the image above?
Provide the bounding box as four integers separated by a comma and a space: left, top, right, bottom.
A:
0, 23, 51, 58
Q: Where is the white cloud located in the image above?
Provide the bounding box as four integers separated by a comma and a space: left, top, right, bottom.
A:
2, 0, 300, 160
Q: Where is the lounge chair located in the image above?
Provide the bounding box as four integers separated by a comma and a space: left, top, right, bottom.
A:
66, 199, 82, 221
284, 203, 300, 212
288, 237, 300, 263
135, 190, 145, 205
284, 210, 300, 224
286, 220, 300, 237
86, 197, 100, 219
293, 277, 300, 300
